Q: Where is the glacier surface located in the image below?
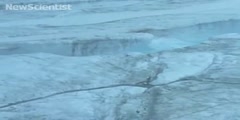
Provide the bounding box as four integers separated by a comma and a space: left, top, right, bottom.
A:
1, 0, 240, 120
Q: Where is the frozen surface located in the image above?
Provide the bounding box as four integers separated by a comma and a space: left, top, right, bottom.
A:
1, 0, 240, 120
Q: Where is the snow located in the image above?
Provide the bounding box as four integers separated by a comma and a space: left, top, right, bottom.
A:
151, 52, 215, 84
1, 0, 240, 27
1, 0, 240, 119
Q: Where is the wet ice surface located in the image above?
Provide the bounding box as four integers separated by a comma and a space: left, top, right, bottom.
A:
1, 0, 240, 120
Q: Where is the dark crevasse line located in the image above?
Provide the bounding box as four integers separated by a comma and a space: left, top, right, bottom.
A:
0, 83, 149, 109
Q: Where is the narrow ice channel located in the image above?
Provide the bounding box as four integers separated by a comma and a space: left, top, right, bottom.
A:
0, 19, 240, 56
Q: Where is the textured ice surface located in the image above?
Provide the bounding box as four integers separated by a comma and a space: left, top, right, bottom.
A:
1, 0, 240, 120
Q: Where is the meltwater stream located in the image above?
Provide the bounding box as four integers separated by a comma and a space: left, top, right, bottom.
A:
1, 19, 240, 56
132, 19, 240, 53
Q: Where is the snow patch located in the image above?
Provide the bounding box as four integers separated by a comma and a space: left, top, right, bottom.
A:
152, 52, 215, 84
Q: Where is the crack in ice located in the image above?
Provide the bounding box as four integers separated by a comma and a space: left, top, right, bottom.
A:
0, 83, 149, 109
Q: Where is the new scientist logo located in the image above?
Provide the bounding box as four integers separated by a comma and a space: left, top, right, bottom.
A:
5, 4, 72, 11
